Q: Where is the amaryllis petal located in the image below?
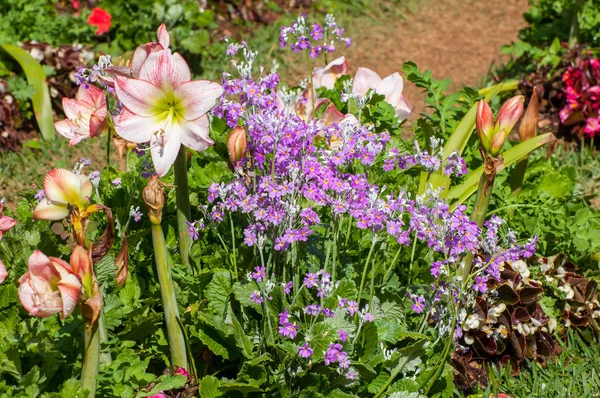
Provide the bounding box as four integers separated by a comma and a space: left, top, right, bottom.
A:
394, 95, 413, 122
18, 276, 63, 317
89, 107, 109, 138
174, 80, 224, 120
115, 76, 168, 117
0, 214, 17, 233
150, 124, 182, 176
57, 274, 83, 319
138, 50, 191, 92
181, 116, 213, 152
28, 251, 61, 280
157, 23, 170, 49
378, 73, 404, 106
352, 67, 382, 96
42, 168, 88, 206
131, 42, 164, 78
33, 199, 69, 221
76, 84, 106, 109
313, 56, 347, 90
62, 97, 92, 122
113, 108, 157, 143
55, 120, 87, 145
70, 245, 94, 293
0, 259, 7, 284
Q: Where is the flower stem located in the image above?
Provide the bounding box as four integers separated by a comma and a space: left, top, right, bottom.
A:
105, 129, 111, 169
174, 146, 192, 269
81, 321, 100, 398
150, 222, 188, 369
357, 238, 377, 306
97, 311, 112, 366
510, 157, 528, 198
458, 170, 496, 280
229, 215, 238, 281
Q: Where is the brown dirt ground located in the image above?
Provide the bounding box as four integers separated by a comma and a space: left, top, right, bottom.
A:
339, 0, 530, 121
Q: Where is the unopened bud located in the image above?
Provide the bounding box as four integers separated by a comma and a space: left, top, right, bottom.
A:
518, 88, 539, 141
227, 126, 247, 166
143, 176, 165, 224
476, 99, 494, 151
496, 95, 524, 136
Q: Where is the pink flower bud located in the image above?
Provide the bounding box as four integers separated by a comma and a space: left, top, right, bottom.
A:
476, 99, 494, 151
489, 129, 509, 156
496, 95, 525, 136
18, 250, 82, 319
518, 88, 539, 141
227, 126, 247, 166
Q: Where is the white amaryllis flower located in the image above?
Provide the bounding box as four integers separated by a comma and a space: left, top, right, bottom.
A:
312, 56, 348, 90
113, 27, 223, 176
54, 85, 108, 145
33, 168, 92, 221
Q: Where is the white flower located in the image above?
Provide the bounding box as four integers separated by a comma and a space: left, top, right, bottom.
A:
464, 333, 474, 345
558, 284, 575, 300
489, 303, 506, 318
497, 324, 509, 339
512, 260, 530, 279
464, 314, 481, 330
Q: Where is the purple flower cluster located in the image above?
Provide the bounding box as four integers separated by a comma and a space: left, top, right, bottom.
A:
383, 140, 467, 178
278, 309, 297, 339
279, 14, 351, 58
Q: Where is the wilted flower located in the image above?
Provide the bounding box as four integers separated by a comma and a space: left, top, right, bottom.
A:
352, 67, 413, 121
18, 250, 82, 319
54, 85, 108, 145
33, 168, 92, 221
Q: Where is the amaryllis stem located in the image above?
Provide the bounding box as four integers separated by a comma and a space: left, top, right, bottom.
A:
97, 311, 112, 366
458, 171, 496, 280
150, 222, 188, 369
510, 157, 528, 198
81, 321, 100, 397
174, 146, 192, 269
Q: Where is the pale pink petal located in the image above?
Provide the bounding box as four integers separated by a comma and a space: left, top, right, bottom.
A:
62, 98, 92, 122
352, 67, 382, 96
131, 42, 164, 78
181, 116, 213, 152
174, 80, 223, 120
157, 23, 170, 49
51, 257, 75, 275
33, 199, 69, 221
115, 76, 167, 117
377, 73, 404, 106
55, 119, 86, 145
150, 124, 182, 177
78, 174, 93, 205
89, 107, 108, 138
138, 50, 191, 91
42, 168, 84, 205
320, 103, 346, 126
0, 214, 17, 233
57, 274, 82, 319
313, 56, 347, 90
27, 251, 60, 282
394, 95, 413, 122
76, 85, 106, 109
0, 259, 7, 284
113, 108, 157, 143
19, 278, 63, 318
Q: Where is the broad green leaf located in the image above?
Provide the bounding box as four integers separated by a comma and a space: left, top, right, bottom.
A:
448, 133, 555, 207
1, 44, 54, 140
205, 269, 232, 317
199, 375, 222, 398
137, 375, 187, 397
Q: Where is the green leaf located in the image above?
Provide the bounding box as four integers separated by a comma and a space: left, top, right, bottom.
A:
448, 133, 556, 206
1, 44, 54, 140
199, 375, 222, 398
137, 375, 187, 397
205, 269, 232, 317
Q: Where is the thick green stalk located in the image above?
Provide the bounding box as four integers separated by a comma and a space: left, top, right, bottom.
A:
458, 171, 495, 280
81, 322, 100, 397
510, 157, 528, 198
569, 0, 584, 47
151, 223, 188, 369
174, 146, 191, 269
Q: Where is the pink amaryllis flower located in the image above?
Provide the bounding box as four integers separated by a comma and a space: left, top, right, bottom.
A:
0, 200, 17, 239
54, 85, 108, 145
113, 44, 223, 176
18, 250, 82, 319
352, 67, 413, 122
312, 56, 348, 90
33, 168, 92, 221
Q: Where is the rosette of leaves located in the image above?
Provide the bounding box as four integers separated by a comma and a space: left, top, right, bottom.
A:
453, 260, 560, 392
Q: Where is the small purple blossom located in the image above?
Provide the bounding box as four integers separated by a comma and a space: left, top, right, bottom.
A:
278, 322, 297, 339
346, 300, 359, 315
252, 266, 266, 282
250, 291, 263, 305
112, 178, 122, 187
411, 294, 425, 314
34, 189, 45, 202
298, 343, 313, 358
473, 275, 488, 294
338, 329, 348, 342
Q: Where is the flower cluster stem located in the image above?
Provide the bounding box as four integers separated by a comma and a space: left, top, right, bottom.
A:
150, 222, 188, 369
174, 146, 192, 269
81, 321, 100, 398
357, 238, 377, 306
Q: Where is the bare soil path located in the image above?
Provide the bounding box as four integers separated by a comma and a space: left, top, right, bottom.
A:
338, 0, 529, 120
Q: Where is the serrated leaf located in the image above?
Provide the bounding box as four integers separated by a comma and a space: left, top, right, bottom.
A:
205, 269, 232, 317
199, 375, 222, 398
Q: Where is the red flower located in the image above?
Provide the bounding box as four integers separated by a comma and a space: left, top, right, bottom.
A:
88, 7, 111, 35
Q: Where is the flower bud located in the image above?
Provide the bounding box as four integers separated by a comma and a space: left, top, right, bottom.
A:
18, 250, 82, 319
518, 88, 539, 141
143, 176, 165, 224
476, 99, 494, 151
489, 128, 508, 156
496, 95, 525, 136
227, 126, 247, 166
